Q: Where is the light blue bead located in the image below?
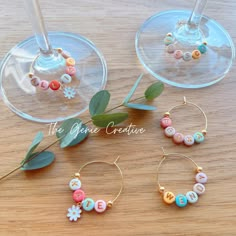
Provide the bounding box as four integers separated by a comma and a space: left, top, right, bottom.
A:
60, 73, 72, 84
198, 44, 207, 54
164, 36, 174, 46
175, 194, 188, 208
82, 198, 95, 211
193, 132, 205, 144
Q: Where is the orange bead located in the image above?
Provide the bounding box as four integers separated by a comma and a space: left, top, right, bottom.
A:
192, 50, 201, 59
66, 57, 76, 66
49, 80, 61, 90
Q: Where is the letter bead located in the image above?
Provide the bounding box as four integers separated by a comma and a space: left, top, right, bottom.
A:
193, 132, 205, 143
198, 44, 207, 54
192, 50, 201, 59
195, 172, 208, 184
69, 178, 81, 191
164, 36, 174, 46
175, 194, 188, 208
66, 57, 76, 66
186, 191, 198, 204
66, 66, 76, 76
39, 80, 49, 90
164, 126, 176, 137
60, 74, 72, 84
184, 135, 195, 146
193, 183, 205, 195
49, 80, 61, 91
167, 44, 176, 53
160, 117, 172, 128
183, 52, 192, 61
73, 189, 85, 203
95, 200, 107, 213
82, 198, 95, 212
173, 132, 184, 144
30, 76, 41, 87
163, 191, 176, 204
174, 50, 183, 59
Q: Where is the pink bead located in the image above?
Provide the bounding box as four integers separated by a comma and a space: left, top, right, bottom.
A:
66, 66, 76, 76
184, 135, 195, 146
73, 189, 85, 203
173, 132, 184, 144
160, 117, 172, 128
39, 80, 49, 90
174, 50, 183, 59
195, 172, 208, 184
94, 200, 107, 213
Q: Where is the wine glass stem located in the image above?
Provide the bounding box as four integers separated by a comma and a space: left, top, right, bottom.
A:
188, 0, 208, 30
24, 0, 53, 55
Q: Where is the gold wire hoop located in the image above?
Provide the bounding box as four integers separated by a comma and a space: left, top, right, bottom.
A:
167, 96, 208, 132
77, 156, 123, 206
157, 148, 202, 193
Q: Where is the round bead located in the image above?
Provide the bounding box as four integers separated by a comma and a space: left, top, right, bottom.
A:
173, 133, 184, 144
49, 80, 61, 91
167, 44, 176, 53
174, 50, 183, 59
164, 36, 174, 46
69, 178, 81, 191
160, 117, 172, 128
186, 191, 198, 204
164, 112, 170, 117
196, 166, 203, 173
159, 186, 165, 194
183, 52, 192, 61
73, 189, 85, 203
39, 80, 49, 90
164, 126, 176, 138
198, 44, 207, 54
163, 191, 176, 205
66, 66, 76, 76
82, 198, 95, 211
74, 173, 80, 178
184, 135, 195, 146
107, 201, 113, 208
60, 74, 72, 84
66, 57, 76, 66
193, 132, 205, 144
30, 76, 41, 87
166, 33, 172, 37
193, 183, 206, 195
192, 50, 201, 59
202, 130, 207, 136
195, 172, 208, 184
94, 200, 107, 213
175, 194, 188, 208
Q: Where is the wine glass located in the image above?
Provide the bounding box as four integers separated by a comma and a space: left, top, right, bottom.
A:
135, 0, 235, 88
0, 0, 107, 123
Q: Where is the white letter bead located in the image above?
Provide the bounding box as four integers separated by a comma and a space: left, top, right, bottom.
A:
184, 135, 195, 146
94, 200, 107, 213
186, 191, 198, 203
193, 183, 206, 195
69, 178, 81, 191
60, 74, 72, 84
195, 172, 208, 184
164, 127, 176, 137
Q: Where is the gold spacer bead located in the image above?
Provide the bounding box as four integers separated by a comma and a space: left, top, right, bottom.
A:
57, 48, 63, 53
28, 73, 34, 78
159, 186, 165, 194
197, 166, 203, 173
164, 112, 170, 117
74, 173, 80, 178
166, 32, 172, 37
203, 41, 207, 45
202, 130, 207, 136
107, 201, 113, 208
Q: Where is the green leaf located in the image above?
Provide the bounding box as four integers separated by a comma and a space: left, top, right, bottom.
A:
21, 151, 55, 171
56, 118, 83, 148
89, 90, 110, 116
124, 103, 156, 111
21, 131, 44, 165
144, 81, 164, 100
92, 113, 129, 127
69, 124, 89, 147
123, 74, 144, 104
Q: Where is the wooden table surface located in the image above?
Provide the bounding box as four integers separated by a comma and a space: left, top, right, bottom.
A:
0, 0, 236, 235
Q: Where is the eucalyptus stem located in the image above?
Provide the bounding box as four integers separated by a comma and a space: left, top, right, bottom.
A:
0, 96, 145, 181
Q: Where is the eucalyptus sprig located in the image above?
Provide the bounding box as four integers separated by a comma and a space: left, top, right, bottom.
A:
0, 74, 164, 181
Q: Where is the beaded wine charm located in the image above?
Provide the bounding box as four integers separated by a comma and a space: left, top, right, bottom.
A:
157, 148, 207, 208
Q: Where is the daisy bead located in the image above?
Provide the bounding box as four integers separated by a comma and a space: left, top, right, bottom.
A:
173, 132, 184, 144
66, 66, 76, 76
193, 183, 206, 195
73, 189, 85, 203
192, 50, 201, 59
39, 80, 49, 90
195, 172, 208, 184
160, 117, 172, 128
184, 135, 195, 146
174, 50, 183, 59
164, 36, 174, 46
94, 200, 107, 213
164, 126, 176, 137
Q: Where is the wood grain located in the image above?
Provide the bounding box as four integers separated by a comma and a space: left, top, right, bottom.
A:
0, 0, 236, 235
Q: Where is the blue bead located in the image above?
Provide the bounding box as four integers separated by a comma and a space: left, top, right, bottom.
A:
175, 194, 188, 208
82, 198, 95, 211
193, 132, 205, 143
198, 44, 207, 54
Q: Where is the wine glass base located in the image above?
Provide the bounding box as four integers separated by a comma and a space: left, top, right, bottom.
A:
0, 32, 107, 123
136, 10, 235, 89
